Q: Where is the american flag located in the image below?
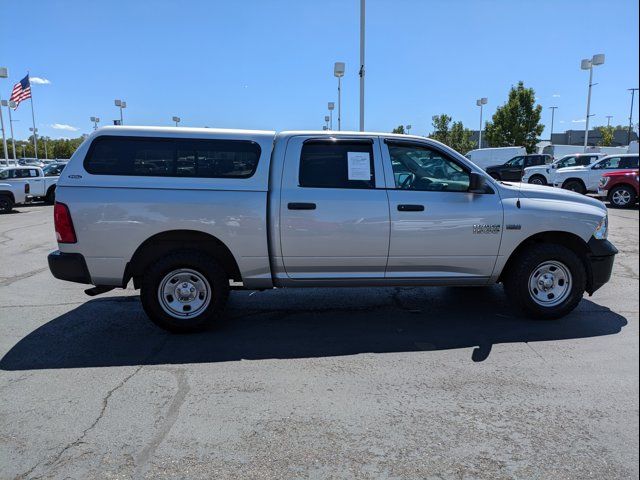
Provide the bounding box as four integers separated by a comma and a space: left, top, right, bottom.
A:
9, 75, 32, 110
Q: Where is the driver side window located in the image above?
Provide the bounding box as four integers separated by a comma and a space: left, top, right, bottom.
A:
388, 143, 470, 192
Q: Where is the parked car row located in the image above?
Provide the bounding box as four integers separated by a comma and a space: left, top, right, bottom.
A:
0, 162, 67, 213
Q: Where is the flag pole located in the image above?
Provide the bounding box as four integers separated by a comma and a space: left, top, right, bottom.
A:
28, 74, 39, 159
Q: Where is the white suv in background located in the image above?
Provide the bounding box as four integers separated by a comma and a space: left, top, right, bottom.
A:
522, 153, 605, 186
553, 154, 640, 194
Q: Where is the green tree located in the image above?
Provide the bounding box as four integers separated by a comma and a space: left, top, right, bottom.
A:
597, 125, 615, 146
484, 81, 544, 153
428, 114, 476, 154
391, 125, 405, 134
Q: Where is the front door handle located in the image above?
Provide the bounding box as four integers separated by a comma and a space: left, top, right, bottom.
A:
397, 204, 424, 212
288, 202, 316, 210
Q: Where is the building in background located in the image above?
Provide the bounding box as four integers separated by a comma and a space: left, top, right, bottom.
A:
471, 128, 638, 149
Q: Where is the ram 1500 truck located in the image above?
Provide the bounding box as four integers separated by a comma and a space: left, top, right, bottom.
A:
48, 127, 617, 332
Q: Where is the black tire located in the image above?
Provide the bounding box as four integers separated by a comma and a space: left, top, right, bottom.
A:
528, 175, 547, 186
503, 243, 586, 319
0, 195, 14, 213
608, 185, 636, 209
563, 180, 586, 195
45, 186, 56, 205
140, 250, 230, 333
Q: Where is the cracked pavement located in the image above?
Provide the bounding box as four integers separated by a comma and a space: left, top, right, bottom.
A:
0, 203, 638, 479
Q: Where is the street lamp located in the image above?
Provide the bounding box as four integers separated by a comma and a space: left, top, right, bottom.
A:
114, 99, 127, 125
327, 102, 335, 130
606, 115, 613, 127
324, 115, 330, 130
359, 0, 365, 132
628, 88, 639, 144
0, 66, 9, 165
581, 54, 605, 151
549, 106, 558, 142
90, 116, 100, 131
476, 97, 488, 148
406, 124, 412, 135
29, 127, 46, 159
172, 116, 181, 127
1, 100, 18, 162
334, 62, 345, 131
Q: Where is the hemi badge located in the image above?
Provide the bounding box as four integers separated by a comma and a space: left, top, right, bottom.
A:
506, 224, 522, 230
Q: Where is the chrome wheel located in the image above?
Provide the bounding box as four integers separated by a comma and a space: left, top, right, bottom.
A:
158, 268, 211, 319
611, 189, 631, 206
528, 261, 572, 307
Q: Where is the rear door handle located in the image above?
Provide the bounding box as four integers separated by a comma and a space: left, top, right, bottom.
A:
288, 202, 317, 210
397, 204, 424, 212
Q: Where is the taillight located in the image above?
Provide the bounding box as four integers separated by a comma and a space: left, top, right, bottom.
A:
54, 202, 77, 243
24, 183, 30, 194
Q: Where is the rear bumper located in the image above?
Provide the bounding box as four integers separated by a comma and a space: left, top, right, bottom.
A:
48, 250, 92, 284
586, 238, 618, 294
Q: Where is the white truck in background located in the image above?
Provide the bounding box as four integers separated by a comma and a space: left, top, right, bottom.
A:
464, 147, 526, 170
0, 182, 30, 213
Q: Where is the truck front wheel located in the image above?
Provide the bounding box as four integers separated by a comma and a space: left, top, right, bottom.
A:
140, 250, 229, 333
45, 186, 56, 205
504, 244, 586, 319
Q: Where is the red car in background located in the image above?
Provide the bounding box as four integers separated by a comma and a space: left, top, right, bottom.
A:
598, 169, 639, 209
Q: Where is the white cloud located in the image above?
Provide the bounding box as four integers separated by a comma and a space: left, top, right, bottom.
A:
552, 93, 561, 98
51, 123, 78, 131
30, 76, 51, 85
572, 119, 586, 123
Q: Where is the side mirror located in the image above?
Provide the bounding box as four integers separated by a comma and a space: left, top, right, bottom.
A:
469, 172, 487, 194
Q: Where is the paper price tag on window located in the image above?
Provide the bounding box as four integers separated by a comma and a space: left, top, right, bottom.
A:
347, 152, 371, 181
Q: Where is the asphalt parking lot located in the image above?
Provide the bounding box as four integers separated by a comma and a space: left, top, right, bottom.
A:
0, 202, 638, 479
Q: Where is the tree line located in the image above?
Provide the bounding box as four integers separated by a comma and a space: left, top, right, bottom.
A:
3, 135, 86, 160
391, 80, 632, 154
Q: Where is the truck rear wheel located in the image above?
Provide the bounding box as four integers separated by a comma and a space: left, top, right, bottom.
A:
0, 195, 14, 213
608, 185, 636, 209
140, 250, 229, 333
504, 244, 586, 319
563, 180, 586, 195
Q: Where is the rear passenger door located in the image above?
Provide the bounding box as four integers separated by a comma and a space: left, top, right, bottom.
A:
503, 156, 525, 181
279, 137, 390, 280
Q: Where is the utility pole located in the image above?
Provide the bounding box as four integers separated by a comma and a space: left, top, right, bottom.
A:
549, 106, 558, 142
628, 88, 638, 144
359, 0, 365, 132
606, 115, 613, 127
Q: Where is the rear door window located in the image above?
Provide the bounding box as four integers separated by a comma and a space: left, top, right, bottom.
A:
84, 136, 261, 178
299, 141, 375, 189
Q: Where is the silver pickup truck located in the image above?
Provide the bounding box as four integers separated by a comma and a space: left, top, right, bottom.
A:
48, 127, 617, 332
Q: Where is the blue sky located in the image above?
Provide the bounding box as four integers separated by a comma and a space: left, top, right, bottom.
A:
1, 0, 638, 140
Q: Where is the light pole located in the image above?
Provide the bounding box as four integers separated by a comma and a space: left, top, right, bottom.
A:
476, 97, 488, 148
406, 124, 412, 135
1, 100, 17, 162
324, 115, 330, 130
359, 0, 365, 131
549, 106, 558, 142
114, 99, 127, 125
90, 116, 100, 131
628, 88, 639, 144
29, 127, 39, 158
327, 102, 335, 130
334, 62, 345, 131
606, 115, 613, 127
0, 67, 9, 165
581, 54, 605, 151
172, 116, 181, 127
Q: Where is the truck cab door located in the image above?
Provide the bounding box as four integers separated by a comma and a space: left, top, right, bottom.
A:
504, 156, 524, 181
382, 139, 502, 283
277, 136, 390, 281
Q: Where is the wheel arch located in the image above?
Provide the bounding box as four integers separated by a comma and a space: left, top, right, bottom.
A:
125, 229, 242, 288
562, 177, 586, 189
0, 191, 16, 203
498, 230, 594, 292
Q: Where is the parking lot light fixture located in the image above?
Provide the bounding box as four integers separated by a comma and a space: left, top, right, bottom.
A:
327, 102, 335, 130
114, 99, 126, 125
172, 116, 181, 127
90, 116, 100, 131
1, 100, 17, 162
581, 54, 605, 151
0, 66, 9, 164
406, 124, 412, 135
476, 97, 488, 148
334, 62, 345, 131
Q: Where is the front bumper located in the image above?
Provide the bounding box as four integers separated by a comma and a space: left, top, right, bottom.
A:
48, 250, 92, 284
597, 188, 608, 198
586, 238, 618, 294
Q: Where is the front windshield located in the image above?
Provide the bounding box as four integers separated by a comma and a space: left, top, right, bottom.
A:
0, 169, 9, 180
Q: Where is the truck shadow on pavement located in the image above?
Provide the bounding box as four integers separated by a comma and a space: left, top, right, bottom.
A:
0, 286, 628, 370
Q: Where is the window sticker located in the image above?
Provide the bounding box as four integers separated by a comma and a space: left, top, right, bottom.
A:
347, 151, 371, 181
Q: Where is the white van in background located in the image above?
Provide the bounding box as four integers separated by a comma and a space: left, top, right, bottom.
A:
464, 146, 526, 169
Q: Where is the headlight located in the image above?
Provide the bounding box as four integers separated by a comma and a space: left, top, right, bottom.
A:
599, 177, 610, 188
593, 215, 608, 240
